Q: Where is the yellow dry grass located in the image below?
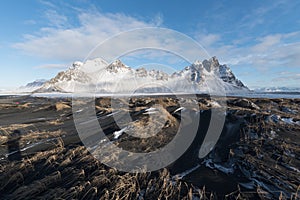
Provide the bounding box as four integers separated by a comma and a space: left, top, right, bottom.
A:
0, 124, 33, 136
55, 102, 71, 111
47, 119, 63, 126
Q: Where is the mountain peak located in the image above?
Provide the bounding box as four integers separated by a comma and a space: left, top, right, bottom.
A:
210, 56, 219, 63
200, 56, 219, 72
70, 61, 83, 70
106, 59, 130, 73
112, 59, 122, 65
193, 60, 202, 65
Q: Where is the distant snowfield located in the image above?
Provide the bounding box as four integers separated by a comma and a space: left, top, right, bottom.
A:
0, 92, 29, 96
227, 92, 300, 99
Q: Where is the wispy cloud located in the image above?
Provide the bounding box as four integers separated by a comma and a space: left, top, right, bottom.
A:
272, 72, 300, 81
201, 31, 300, 71
13, 9, 213, 66
238, 0, 290, 30
34, 63, 67, 69
151, 13, 164, 27
44, 10, 68, 28
38, 0, 56, 8
13, 11, 163, 61
194, 33, 221, 48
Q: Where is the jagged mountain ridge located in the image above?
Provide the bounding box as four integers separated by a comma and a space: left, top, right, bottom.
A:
34, 57, 249, 94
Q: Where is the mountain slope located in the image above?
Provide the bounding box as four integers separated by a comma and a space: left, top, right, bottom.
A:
19, 79, 48, 92
34, 57, 249, 94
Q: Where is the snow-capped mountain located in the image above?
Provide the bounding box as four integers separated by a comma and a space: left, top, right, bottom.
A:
24, 79, 48, 87
35, 62, 92, 93
33, 57, 249, 94
19, 79, 48, 92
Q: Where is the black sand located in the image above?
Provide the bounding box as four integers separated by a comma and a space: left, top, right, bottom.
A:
0, 95, 299, 199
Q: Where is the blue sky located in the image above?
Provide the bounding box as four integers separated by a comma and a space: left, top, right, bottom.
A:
1, 0, 300, 89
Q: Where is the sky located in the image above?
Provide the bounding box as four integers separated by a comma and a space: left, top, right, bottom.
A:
0, 0, 300, 90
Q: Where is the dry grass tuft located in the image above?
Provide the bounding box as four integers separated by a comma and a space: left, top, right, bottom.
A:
55, 102, 71, 111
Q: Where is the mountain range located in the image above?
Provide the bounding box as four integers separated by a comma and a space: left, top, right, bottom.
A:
24, 57, 249, 94
253, 87, 300, 93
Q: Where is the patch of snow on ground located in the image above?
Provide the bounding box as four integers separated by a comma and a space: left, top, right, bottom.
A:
173, 107, 185, 113
173, 164, 200, 180
113, 127, 128, 139
281, 118, 296, 125
203, 159, 235, 174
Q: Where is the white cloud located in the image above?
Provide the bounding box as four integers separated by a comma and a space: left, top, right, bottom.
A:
194, 33, 221, 48
272, 73, 300, 82
13, 10, 212, 65
252, 34, 282, 52
13, 11, 161, 61
38, 0, 56, 8
34, 63, 67, 69
151, 13, 163, 27
202, 32, 300, 72
238, 0, 290, 30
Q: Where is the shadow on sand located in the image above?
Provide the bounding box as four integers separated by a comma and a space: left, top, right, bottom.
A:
7, 130, 22, 161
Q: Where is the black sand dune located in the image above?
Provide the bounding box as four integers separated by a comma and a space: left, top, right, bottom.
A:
0, 95, 299, 199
